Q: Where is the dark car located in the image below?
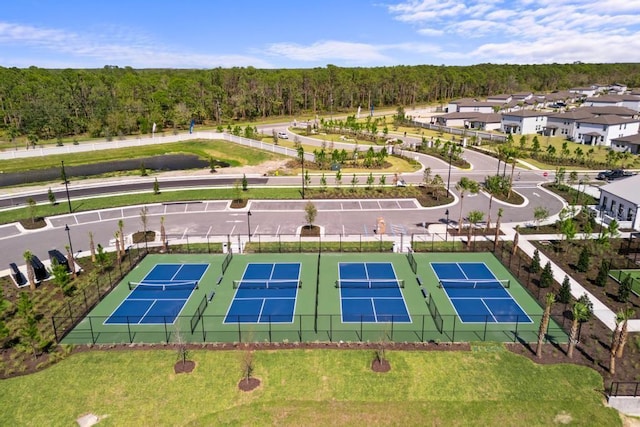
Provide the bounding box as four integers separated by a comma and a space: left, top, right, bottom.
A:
596, 169, 634, 181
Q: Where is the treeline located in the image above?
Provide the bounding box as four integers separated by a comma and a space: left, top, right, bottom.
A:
2, 63, 640, 140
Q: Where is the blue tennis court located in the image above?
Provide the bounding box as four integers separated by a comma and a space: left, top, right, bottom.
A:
105, 263, 208, 325
224, 262, 301, 324
431, 262, 532, 323
339, 262, 410, 323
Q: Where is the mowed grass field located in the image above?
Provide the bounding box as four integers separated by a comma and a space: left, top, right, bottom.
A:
0, 348, 619, 426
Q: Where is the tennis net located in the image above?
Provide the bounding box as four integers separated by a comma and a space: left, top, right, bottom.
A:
128, 280, 199, 291
335, 279, 405, 289
438, 279, 510, 289
232, 279, 301, 289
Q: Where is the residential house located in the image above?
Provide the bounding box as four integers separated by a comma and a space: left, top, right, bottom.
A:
609, 134, 640, 154
573, 115, 640, 146
544, 109, 594, 138
569, 86, 599, 98
597, 176, 640, 230
500, 110, 547, 135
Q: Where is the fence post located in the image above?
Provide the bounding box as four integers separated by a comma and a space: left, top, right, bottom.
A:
164, 319, 169, 342
201, 315, 206, 341
127, 317, 133, 343
89, 317, 96, 344
452, 316, 456, 343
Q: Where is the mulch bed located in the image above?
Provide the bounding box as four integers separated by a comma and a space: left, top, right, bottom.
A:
132, 231, 156, 244
174, 360, 195, 374
300, 225, 320, 237
230, 199, 248, 209
371, 358, 391, 373
238, 377, 261, 392
19, 217, 47, 230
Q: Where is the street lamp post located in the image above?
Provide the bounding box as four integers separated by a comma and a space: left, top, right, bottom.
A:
445, 209, 450, 242
247, 211, 252, 242
446, 149, 453, 195
61, 160, 72, 213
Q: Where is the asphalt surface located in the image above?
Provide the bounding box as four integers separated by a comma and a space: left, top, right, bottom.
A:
0, 123, 568, 268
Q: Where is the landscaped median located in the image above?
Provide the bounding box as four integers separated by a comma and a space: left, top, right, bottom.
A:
0, 348, 620, 426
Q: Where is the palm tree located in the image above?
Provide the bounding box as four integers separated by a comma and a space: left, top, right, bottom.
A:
616, 308, 635, 358
536, 292, 555, 358
484, 175, 502, 231
467, 210, 484, 246
65, 245, 76, 279
23, 250, 36, 291
567, 302, 590, 358
160, 216, 168, 252
493, 208, 504, 251
507, 148, 519, 198
609, 311, 623, 375
88, 232, 96, 263
118, 219, 125, 257
456, 177, 479, 234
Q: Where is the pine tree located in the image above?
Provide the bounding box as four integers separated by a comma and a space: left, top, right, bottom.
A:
576, 246, 590, 273
530, 249, 541, 274
618, 275, 632, 303
539, 261, 554, 288
558, 275, 571, 304
595, 259, 610, 287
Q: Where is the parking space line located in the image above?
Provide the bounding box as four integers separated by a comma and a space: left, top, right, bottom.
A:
181, 228, 189, 239
206, 225, 212, 237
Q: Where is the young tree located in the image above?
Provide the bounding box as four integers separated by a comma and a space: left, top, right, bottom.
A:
153, 178, 160, 195
530, 249, 541, 274
242, 174, 248, 191
576, 246, 590, 273
335, 170, 342, 188
558, 275, 572, 304
536, 292, 555, 358
17, 292, 41, 359
95, 244, 107, 271
595, 259, 610, 287
560, 218, 577, 252
378, 174, 386, 190
26, 197, 37, 224
539, 261, 554, 288
350, 174, 359, 191
366, 172, 375, 190
140, 162, 148, 176
484, 175, 502, 231
533, 206, 549, 230
610, 313, 623, 375
304, 202, 317, 228
618, 275, 632, 303
320, 173, 327, 192
47, 188, 56, 205
567, 301, 590, 358
50, 259, 72, 296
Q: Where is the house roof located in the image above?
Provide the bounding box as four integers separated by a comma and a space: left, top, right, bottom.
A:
610, 133, 640, 145
548, 109, 594, 120
601, 175, 640, 205
501, 110, 547, 118
486, 94, 511, 101
439, 112, 482, 120
468, 113, 502, 123
586, 95, 622, 103
577, 115, 638, 125
456, 100, 502, 108
580, 106, 637, 117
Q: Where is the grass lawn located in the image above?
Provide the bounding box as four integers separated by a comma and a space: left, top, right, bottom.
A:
0, 348, 619, 426
0, 140, 285, 174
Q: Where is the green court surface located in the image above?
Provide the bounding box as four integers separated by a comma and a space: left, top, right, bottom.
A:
60, 252, 566, 345
609, 269, 640, 296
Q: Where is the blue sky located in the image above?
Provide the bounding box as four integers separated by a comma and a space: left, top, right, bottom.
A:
2, 0, 640, 68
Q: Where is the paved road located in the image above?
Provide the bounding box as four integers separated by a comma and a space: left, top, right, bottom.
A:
0, 126, 567, 268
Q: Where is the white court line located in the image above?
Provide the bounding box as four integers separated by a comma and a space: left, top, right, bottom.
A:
138, 300, 158, 324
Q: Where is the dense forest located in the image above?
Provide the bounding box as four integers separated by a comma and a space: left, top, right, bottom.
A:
2, 63, 640, 140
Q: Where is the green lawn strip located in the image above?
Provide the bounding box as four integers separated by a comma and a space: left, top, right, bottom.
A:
0, 140, 285, 173
0, 349, 619, 426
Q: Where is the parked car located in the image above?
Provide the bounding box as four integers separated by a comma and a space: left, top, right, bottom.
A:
277, 131, 288, 139
596, 169, 634, 181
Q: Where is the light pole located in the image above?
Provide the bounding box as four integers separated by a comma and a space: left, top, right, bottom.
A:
445, 209, 450, 242
247, 211, 252, 242
61, 160, 72, 213
446, 149, 453, 195
64, 224, 74, 256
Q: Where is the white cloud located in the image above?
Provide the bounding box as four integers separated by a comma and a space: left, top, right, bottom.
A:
265, 40, 391, 63
0, 21, 272, 68
417, 28, 444, 36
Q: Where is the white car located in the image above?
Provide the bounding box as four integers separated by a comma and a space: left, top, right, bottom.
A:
277, 131, 288, 139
